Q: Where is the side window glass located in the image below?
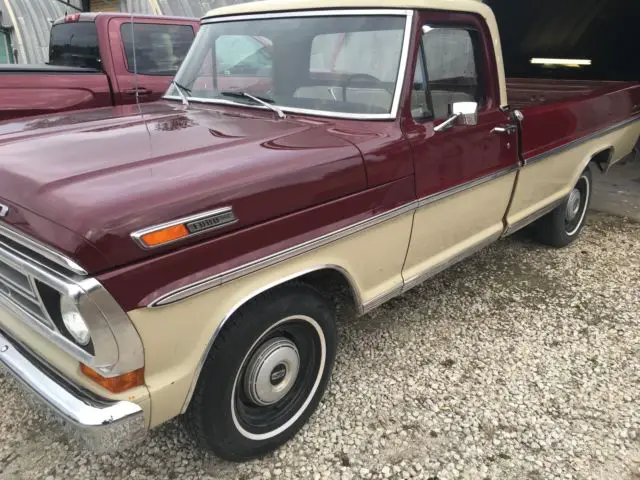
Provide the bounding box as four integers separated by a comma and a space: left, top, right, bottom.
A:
121, 23, 195, 76
410, 48, 430, 119
422, 27, 484, 119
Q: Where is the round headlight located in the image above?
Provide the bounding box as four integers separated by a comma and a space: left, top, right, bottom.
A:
60, 296, 90, 346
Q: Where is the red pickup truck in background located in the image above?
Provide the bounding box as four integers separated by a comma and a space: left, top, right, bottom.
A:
0, 13, 199, 122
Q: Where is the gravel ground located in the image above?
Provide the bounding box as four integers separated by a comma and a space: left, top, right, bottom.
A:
1, 212, 639, 480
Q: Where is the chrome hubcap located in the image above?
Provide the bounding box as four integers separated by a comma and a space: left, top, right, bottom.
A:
566, 188, 582, 222
244, 337, 300, 406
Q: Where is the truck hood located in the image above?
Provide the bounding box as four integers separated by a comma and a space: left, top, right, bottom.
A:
0, 102, 365, 272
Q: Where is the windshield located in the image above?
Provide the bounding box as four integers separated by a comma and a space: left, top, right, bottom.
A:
166, 13, 409, 117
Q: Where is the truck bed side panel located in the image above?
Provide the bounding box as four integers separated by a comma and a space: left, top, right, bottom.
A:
506, 78, 636, 109
505, 82, 640, 231
0, 73, 112, 123
508, 81, 640, 162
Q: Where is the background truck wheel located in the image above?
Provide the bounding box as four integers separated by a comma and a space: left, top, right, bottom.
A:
185, 283, 337, 461
532, 166, 592, 247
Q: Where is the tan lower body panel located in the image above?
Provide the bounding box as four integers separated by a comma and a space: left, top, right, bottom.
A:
507, 122, 640, 228
402, 172, 516, 283
0, 308, 152, 427
127, 122, 640, 428
129, 212, 413, 427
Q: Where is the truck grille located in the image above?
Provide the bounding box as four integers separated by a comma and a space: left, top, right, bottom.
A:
0, 241, 55, 330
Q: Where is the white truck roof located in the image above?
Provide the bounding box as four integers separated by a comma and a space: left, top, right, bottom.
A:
206, 0, 488, 19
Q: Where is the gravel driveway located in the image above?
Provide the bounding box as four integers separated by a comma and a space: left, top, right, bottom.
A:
1, 212, 639, 480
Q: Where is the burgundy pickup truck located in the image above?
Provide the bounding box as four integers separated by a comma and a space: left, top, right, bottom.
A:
0, 0, 639, 462
0, 12, 199, 122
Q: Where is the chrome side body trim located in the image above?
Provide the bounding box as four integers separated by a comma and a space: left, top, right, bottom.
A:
179, 264, 362, 413
502, 197, 564, 237
360, 285, 403, 315
524, 115, 640, 166
0, 329, 146, 452
150, 201, 417, 307
401, 232, 502, 294
166, 9, 414, 121
418, 165, 518, 208
180, 225, 505, 413
0, 236, 143, 376
0, 223, 87, 276
152, 166, 518, 308
130, 207, 237, 250
360, 233, 500, 314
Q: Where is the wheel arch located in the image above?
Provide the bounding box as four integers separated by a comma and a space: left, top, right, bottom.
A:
179, 264, 362, 413
588, 146, 615, 173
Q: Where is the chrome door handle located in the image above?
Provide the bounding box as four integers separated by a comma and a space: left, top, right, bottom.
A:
491, 124, 516, 135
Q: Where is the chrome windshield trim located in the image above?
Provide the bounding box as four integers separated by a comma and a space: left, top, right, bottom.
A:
524, 114, 640, 166
166, 9, 414, 121
0, 223, 87, 276
203, 8, 414, 22
162, 96, 397, 120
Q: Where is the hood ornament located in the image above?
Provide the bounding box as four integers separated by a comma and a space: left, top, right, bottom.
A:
0, 204, 8, 218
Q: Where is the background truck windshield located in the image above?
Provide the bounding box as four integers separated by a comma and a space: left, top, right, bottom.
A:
168, 14, 407, 116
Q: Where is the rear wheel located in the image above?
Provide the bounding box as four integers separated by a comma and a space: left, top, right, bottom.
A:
185, 283, 336, 461
532, 166, 592, 247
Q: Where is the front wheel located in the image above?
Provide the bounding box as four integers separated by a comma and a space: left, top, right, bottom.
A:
185, 283, 337, 461
532, 166, 592, 247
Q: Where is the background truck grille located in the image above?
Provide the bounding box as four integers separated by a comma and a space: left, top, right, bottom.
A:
0, 247, 55, 330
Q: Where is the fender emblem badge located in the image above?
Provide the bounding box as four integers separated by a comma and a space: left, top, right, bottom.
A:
185, 210, 236, 234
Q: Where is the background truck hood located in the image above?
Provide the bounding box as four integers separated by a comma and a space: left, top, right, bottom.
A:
0, 102, 365, 272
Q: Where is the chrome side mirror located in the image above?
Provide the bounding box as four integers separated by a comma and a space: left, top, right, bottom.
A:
434, 101, 479, 132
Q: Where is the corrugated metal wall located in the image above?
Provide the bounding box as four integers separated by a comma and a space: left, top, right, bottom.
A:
123, 0, 253, 17
1, 0, 66, 63
120, 0, 155, 15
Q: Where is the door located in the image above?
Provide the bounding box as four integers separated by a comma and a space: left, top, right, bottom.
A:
401, 11, 519, 287
108, 18, 196, 105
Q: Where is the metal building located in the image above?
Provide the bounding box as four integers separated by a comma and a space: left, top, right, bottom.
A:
0, 0, 66, 64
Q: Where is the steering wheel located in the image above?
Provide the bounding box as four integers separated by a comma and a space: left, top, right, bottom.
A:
341, 73, 391, 102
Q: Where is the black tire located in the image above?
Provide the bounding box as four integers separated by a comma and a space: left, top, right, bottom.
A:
531, 166, 592, 247
184, 283, 336, 461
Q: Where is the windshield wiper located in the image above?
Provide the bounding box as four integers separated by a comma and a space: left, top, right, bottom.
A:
171, 80, 192, 107
219, 91, 286, 119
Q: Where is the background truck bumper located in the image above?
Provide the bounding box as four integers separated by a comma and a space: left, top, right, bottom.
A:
0, 329, 146, 453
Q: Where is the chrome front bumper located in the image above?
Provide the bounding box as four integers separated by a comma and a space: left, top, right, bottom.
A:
0, 330, 146, 453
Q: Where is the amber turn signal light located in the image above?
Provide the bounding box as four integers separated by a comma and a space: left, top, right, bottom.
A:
139, 224, 188, 248
80, 364, 144, 393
